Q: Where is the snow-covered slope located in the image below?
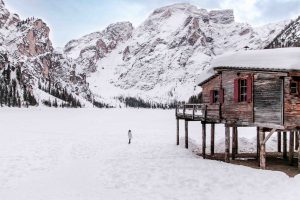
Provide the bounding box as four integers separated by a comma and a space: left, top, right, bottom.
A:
266, 16, 300, 49
65, 3, 286, 104
0, 1, 91, 107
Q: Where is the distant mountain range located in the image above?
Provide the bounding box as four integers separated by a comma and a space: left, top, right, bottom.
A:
0, 0, 296, 107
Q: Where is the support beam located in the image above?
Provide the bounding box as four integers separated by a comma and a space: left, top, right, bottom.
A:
185, 120, 188, 149
295, 131, 299, 151
225, 126, 230, 163
298, 132, 300, 170
210, 123, 215, 156
176, 119, 180, 145
202, 123, 206, 159
232, 127, 237, 160
289, 131, 295, 166
277, 131, 282, 153
236, 127, 239, 154
259, 128, 266, 169
257, 127, 260, 160
283, 132, 287, 159
262, 128, 276, 144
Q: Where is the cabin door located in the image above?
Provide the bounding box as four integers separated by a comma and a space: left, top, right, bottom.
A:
254, 74, 283, 125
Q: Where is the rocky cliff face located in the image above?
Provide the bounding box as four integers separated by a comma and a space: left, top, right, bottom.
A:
0, 1, 90, 107
64, 22, 133, 74
265, 16, 300, 49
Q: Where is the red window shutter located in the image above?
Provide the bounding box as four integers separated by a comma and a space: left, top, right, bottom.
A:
234, 79, 239, 103
210, 90, 214, 104
219, 88, 224, 104
247, 75, 253, 103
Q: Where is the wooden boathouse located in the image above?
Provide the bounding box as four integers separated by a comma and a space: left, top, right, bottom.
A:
176, 48, 300, 170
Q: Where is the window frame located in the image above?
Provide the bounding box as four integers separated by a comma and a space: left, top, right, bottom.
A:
239, 79, 248, 102
213, 90, 219, 103
290, 81, 298, 94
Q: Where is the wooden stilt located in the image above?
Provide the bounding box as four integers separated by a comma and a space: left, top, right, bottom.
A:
185, 120, 188, 149
236, 127, 238, 154
289, 131, 295, 166
295, 131, 299, 151
259, 128, 266, 169
210, 123, 215, 156
176, 119, 180, 145
298, 132, 300, 170
225, 126, 230, 163
257, 127, 260, 160
232, 127, 237, 160
283, 131, 287, 159
202, 122, 206, 159
277, 131, 281, 153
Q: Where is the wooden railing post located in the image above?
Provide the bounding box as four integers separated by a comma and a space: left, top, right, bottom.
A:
183, 105, 186, 118
289, 131, 294, 166
283, 131, 287, 159
225, 125, 230, 163
259, 128, 266, 169
192, 105, 195, 120
176, 119, 180, 145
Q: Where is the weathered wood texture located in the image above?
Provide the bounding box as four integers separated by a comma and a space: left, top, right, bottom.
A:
232, 127, 238, 160
202, 123, 206, 159
185, 120, 188, 149
225, 126, 230, 163
222, 71, 253, 123
211, 123, 215, 155
284, 76, 300, 128
257, 127, 260, 159
298, 132, 300, 170
283, 132, 288, 159
289, 131, 295, 165
254, 73, 283, 125
259, 129, 266, 169
278, 131, 282, 152
176, 119, 179, 145
201, 76, 222, 120
295, 131, 299, 151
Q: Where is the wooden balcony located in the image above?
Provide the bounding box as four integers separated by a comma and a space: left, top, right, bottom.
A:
176, 104, 221, 122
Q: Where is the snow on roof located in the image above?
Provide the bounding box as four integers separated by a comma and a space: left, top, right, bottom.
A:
196, 67, 217, 86
212, 47, 300, 71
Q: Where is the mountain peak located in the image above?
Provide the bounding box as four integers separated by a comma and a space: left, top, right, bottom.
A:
0, 0, 5, 7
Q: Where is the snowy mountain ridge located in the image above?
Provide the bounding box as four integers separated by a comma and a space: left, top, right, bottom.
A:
0, 1, 293, 107
64, 3, 287, 105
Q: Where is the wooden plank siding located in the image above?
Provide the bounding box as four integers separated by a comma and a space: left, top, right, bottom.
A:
221, 71, 253, 124
201, 75, 222, 121
284, 76, 300, 128
254, 73, 283, 125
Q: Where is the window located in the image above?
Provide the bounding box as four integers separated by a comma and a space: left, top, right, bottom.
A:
213, 90, 219, 103
234, 76, 252, 103
290, 82, 298, 94
239, 79, 247, 102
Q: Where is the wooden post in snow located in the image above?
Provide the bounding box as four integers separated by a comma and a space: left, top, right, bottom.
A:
289, 131, 294, 166
185, 120, 188, 149
176, 119, 180, 145
283, 131, 287, 159
295, 131, 299, 151
202, 122, 206, 159
277, 131, 282, 153
298, 132, 300, 170
211, 123, 215, 156
259, 128, 266, 169
232, 127, 237, 160
225, 125, 230, 163
257, 127, 260, 160
236, 127, 238, 154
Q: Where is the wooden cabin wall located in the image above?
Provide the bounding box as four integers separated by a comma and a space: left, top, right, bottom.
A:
253, 73, 283, 125
284, 76, 300, 128
221, 71, 253, 124
201, 75, 221, 120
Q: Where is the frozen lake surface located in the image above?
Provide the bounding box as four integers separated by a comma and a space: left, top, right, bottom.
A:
0, 108, 299, 200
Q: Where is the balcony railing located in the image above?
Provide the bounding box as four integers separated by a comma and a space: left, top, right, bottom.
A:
176, 104, 207, 120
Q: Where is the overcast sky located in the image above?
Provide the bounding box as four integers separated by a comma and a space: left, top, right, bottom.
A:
5, 0, 300, 47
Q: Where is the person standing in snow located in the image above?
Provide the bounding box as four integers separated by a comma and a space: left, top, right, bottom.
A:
128, 130, 132, 144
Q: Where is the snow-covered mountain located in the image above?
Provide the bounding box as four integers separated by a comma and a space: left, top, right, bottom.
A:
0, 1, 291, 107
0, 1, 92, 107
64, 3, 287, 105
266, 16, 300, 49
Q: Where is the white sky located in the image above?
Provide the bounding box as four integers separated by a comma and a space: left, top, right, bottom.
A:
5, 0, 300, 47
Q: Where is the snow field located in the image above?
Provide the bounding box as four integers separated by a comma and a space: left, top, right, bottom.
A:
0, 108, 299, 200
